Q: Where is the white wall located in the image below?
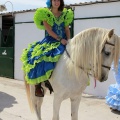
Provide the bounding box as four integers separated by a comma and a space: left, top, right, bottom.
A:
15, 12, 45, 80
74, 1, 120, 36
15, 12, 35, 22
74, 2, 120, 18
73, 1, 120, 97
74, 18, 120, 35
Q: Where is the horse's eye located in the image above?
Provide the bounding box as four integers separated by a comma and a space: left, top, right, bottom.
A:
105, 51, 110, 56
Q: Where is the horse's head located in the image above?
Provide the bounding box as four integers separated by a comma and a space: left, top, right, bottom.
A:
69, 28, 120, 82
98, 29, 120, 82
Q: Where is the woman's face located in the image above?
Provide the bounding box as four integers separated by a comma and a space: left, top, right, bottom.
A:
52, 0, 60, 9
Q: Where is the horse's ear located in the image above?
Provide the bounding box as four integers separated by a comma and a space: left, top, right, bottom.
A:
108, 29, 114, 38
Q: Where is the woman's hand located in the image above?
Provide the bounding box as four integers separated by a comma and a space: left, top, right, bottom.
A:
61, 39, 67, 45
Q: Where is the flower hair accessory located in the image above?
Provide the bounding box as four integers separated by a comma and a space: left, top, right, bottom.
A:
46, 0, 51, 8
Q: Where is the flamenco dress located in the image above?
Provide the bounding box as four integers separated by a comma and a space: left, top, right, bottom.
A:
105, 60, 120, 111
21, 8, 73, 85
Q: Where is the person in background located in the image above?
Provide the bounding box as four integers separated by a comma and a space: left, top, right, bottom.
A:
106, 60, 120, 111
21, 0, 73, 97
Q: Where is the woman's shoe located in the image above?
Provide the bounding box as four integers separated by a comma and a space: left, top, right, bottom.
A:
35, 83, 44, 97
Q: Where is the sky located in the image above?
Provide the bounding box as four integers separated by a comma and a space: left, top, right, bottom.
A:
0, 0, 96, 12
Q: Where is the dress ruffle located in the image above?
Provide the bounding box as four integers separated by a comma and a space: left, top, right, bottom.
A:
21, 36, 65, 84
64, 9, 74, 26
34, 8, 54, 30
105, 84, 120, 111
33, 8, 74, 30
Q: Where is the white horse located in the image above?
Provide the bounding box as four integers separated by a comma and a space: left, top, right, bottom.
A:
25, 27, 120, 120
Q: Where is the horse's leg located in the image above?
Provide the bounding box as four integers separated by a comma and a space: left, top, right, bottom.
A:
31, 97, 43, 120
52, 94, 62, 120
70, 95, 81, 120
30, 84, 47, 120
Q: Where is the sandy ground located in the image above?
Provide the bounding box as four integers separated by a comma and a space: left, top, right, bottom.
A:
0, 77, 120, 120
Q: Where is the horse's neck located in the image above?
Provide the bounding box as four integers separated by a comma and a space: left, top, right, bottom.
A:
57, 47, 89, 85
64, 41, 93, 77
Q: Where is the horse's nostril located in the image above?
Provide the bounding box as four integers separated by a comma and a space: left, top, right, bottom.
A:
102, 76, 104, 80
100, 75, 105, 82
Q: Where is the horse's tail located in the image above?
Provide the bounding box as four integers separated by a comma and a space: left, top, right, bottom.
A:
24, 79, 34, 112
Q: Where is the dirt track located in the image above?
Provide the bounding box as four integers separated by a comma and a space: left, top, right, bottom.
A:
0, 77, 120, 120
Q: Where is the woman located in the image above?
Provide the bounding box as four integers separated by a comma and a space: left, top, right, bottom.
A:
21, 0, 73, 97
106, 61, 120, 111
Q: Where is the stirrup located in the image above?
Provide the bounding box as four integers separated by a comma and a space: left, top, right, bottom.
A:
35, 83, 44, 97
44, 80, 54, 94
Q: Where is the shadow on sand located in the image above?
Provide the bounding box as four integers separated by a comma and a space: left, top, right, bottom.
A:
111, 109, 120, 115
0, 92, 17, 113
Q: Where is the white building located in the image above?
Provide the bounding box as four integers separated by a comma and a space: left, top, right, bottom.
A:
0, 0, 120, 97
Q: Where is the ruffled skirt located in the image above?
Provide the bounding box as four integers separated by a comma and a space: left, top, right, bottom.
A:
21, 36, 65, 84
105, 84, 120, 111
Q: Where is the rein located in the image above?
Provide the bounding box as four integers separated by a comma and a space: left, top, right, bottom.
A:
65, 49, 96, 87
65, 49, 92, 71
105, 41, 115, 46
65, 49, 91, 71
102, 65, 111, 70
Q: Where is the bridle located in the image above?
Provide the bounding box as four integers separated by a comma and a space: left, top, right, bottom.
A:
101, 41, 115, 70
65, 41, 115, 71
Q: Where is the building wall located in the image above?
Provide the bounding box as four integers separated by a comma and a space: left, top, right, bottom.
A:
73, 1, 120, 97
14, 12, 45, 80
74, 2, 120, 19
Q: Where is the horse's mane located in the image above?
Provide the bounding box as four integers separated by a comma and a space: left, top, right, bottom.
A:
66, 27, 120, 79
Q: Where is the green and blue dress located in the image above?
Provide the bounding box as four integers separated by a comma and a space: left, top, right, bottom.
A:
21, 8, 73, 85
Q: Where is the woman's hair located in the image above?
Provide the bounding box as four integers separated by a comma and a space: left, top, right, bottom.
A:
50, 0, 64, 11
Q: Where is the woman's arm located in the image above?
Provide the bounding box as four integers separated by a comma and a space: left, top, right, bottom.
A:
43, 21, 59, 40
65, 26, 70, 40
43, 21, 67, 45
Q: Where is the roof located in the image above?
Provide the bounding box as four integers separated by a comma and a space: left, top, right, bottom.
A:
0, 9, 36, 16
70, 0, 120, 6
0, 0, 120, 15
